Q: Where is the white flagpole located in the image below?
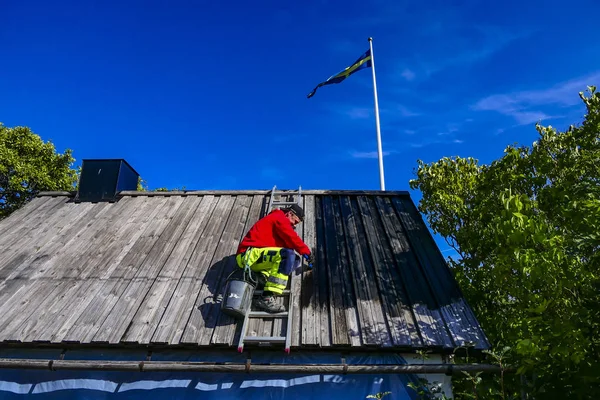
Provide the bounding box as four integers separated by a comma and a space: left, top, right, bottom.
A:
368, 37, 385, 191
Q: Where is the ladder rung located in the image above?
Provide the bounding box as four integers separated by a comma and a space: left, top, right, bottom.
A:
244, 336, 286, 343
273, 191, 300, 195
271, 201, 300, 206
249, 311, 288, 318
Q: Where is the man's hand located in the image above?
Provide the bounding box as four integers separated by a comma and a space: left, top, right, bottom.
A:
303, 253, 315, 269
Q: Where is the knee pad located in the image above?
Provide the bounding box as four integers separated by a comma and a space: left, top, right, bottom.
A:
278, 248, 296, 275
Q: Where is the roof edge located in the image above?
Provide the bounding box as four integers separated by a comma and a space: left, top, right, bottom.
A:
0, 342, 489, 355
37, 189, 411, 197
37, 191, 76, 197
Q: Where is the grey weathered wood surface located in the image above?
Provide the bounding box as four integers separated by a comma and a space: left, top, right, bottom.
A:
331, 197, 361, 347
300, 195, 318, 346
200, 195, 253, 345
0, 201, 104, 339
178, 195, 236, 344
205, 195, 252, 345
322, 196, 351, 346
0, 197, 72, 279
340, 196, 390, 347
23, 280, 91, 342
315, 197, 332, 347
357, 196, 417, 347
185, 195, 247, 345
150, 195, 219, 344
0, 196, 51, 246
95, 196, 189, 344
293, 196, 308, 346
372, 197, 423, 347
55, 196, 163, 342
210, 194, 265, 346
0, 279, 61, 341
0, 192, 490, 350
7, 201, 104, 281
121, 195, 204, 344
0, 196, 61, 253
389, 196, 454, 348
392, 197, 488, 348
63, 196, 173, 342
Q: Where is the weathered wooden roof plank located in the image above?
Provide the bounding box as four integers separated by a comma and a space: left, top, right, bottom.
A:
339, 196, 390, 347
0, 191, 490, 350
357, 196, 418, 347
0, 279, 63, 341
122, 196, 205, 344
314, 196, 332, 347
0, 196, 52, 241
150, 195, 219, 344
178, 196, 237, 344
392, 197, 488, 348
300, 195, 318, 347
62, 197, 172, 342
331, 196, 362, 347
0, 196, 64, 253
0, 198, 86, 279
52, 197, 163, 343
212, 194, 266, 347
55, 196, 143, 280
26, 279, 95, 342
95, 196, 191, 344
198, 195, 253, 346
383, 196, 453, 348
321, 196, 350, 346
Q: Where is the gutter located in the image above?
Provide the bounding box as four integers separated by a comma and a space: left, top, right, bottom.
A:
0, 359, 503, 375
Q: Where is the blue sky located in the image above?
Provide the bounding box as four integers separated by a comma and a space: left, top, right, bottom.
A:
2, 1, 599, 252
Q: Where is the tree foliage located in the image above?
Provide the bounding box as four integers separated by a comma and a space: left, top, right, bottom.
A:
410, 87, 600, 398
137, 176, 149, 191
0, 124, 77, 219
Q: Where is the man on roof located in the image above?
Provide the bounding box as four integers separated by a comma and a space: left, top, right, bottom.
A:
236, 204, 314, 313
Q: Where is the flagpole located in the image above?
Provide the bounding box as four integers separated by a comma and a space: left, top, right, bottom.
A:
368, 37, 385, 191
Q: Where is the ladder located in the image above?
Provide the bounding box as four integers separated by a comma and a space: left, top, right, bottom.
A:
237, 185, 303, 354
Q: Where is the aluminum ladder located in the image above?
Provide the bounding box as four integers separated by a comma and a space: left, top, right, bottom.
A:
237, 185, 302, 353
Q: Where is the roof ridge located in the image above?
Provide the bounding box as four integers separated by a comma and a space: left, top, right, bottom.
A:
37, 190, 412, 197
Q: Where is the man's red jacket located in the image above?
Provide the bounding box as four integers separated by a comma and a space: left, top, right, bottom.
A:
236, 209, 311, 256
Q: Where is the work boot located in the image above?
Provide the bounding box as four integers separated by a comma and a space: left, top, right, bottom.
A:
254, 295, 285, 313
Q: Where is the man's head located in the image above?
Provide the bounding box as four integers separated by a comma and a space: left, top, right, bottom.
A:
283, 204, 304, 226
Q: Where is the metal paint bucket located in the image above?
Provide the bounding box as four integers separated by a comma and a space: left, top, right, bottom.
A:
220, 278, 255, 319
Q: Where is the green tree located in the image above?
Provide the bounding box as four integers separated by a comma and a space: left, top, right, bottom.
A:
410, 87, 600, 399
0, 124, 77, 219
137, 176, 149, 191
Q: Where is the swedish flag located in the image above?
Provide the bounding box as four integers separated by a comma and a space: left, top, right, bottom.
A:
307, 49, 372, 98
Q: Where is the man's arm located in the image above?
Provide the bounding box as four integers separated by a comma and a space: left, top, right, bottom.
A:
274, 215, 311, 255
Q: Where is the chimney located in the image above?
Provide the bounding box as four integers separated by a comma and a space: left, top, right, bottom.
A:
76, 159, 140, 202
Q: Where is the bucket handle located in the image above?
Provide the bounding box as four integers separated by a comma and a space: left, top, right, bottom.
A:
224, 249, 257, 286
241, 247, 258, 285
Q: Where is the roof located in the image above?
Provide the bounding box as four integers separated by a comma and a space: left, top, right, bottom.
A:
0, 190, 489, 351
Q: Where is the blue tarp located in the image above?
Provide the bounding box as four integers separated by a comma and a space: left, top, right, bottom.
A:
0, 350, 422, 399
